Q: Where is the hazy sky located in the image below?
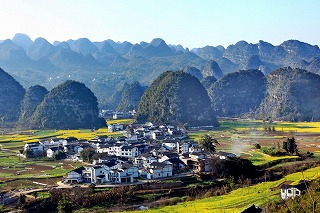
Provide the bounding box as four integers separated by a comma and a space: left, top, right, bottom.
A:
1, 0, 320, 48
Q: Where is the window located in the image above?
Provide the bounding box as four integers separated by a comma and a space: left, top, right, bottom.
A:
296, 191, 300, 195
287, 189, 292, 194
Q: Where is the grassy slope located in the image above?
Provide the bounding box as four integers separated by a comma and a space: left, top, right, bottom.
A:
125, 166, 320, 213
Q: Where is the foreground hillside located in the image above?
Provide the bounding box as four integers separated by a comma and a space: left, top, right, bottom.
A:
123, 167, 320, 213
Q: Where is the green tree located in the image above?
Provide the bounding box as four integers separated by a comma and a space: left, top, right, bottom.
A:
53, 151, 67, 160
23, 149, 33, 158
209, 157, 257, 181
58, 195, 73, 213
18, 194, 26, 207
199, 134, 220, 155
283, 137, 297, 155
80, 148, 95, 163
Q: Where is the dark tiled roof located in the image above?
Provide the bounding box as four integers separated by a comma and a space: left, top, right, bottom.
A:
104, 160, 117, 167
72, 166, 85, 174
66, 137, 78, 141
281, 181, 309, 191
215, 151, 236, 157
163, 152, 179, 158
150, 162, 166, 168
240, 204, 262, 213
48, 147, 63, 152
99, 144, 113, 148
122, 145, 136, 150
121, 162, 134, 170
168, 157, 185, 165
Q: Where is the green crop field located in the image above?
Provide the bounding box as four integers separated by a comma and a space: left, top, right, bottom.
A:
123, 166, 320, 213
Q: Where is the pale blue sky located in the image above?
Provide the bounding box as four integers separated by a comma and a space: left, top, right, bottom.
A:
1, 0, 319, 48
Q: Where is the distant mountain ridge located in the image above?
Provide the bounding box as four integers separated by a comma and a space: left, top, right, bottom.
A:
1, 33, 320, 108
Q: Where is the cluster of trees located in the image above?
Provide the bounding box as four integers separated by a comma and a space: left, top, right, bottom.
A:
19, 186, 137, 212
79, 148, 110, 163
199, 134, 258, 182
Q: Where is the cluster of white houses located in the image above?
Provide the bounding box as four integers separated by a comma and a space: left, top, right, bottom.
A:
23, 123, 236, 184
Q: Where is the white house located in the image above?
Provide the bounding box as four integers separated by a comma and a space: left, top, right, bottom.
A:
162, 141, 177, 151
121, 145, 139, 158
143, 130, 152, 139
94, 136, 110, 143
158, 152, 179, 162
24, 142, 45, 153
105, 163, 138, 183
189, 143, 202, 153
146, 162, 173, 179
214, 151, 237, 160
97, 144, 139, 158
140, 154, 158, 168
166, 158, 186, 172
151, 130, 164, 140
178, 142, 190, 153
281, 181, 308, 200
189, 152, 206, 160
74, 145, 83, 154
112, 112, 126, 119
134, 157, 144, 168
64, 167, 85, 184
46, 146, 64, 158
108, 124, 124, 132
82, 166, 107, 184
167, 126, 175, 135
39, 138, 51, 146
120, 163, 139, 178
50, 138, 65, 146
106, 169, 133, 183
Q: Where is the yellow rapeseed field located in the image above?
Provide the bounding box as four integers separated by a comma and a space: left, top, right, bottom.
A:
259, 122, 320, 133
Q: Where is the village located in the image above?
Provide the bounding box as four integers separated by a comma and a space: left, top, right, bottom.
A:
0, 119, 313, 213
22, 122, 237, 185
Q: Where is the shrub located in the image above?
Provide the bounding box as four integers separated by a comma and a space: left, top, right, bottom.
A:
254, 143, 261, 149
261, 146, 283, 156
